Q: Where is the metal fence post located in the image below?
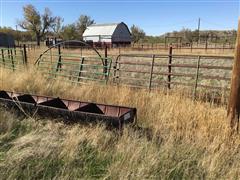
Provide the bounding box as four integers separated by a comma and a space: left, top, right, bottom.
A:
56, 45, 62, 72
14, 45, 16, 55
113, 56, 119, 84
7, 46, 10, 61
149, 55, 155, 91
10, 49, 14, 71
104, 46, 108, 79
78, 57, 85, 82
205, 38, 208, 52
1, 49, 5, 67
168, 46, 173, 89
23, 44, 28, 66
193, 56, 201, 99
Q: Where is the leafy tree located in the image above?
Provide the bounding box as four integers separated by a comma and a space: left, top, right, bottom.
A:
0, 26, 34, 43
76, 15, 95, 39
52, 16, 64, 37
130, 25, 146, 43
180, 28, 193, 42
61, 24, 78, 40
18, 4, 57, 46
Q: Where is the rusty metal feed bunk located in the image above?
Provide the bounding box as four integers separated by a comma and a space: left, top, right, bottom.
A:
0, 90, 136, 128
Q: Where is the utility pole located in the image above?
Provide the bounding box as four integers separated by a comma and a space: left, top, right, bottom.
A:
227, 19, 240, 132
197, 18, 201, 45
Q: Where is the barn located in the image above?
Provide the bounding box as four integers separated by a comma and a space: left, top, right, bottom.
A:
0, 33, 15, 47
83, 22, 132, 47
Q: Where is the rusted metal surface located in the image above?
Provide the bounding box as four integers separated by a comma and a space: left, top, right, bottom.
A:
228, 20, 240, 131
0, 90, 136, 128
114, 53, 233, 96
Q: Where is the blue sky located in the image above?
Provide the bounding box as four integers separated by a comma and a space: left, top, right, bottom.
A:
0, 0, 239, 35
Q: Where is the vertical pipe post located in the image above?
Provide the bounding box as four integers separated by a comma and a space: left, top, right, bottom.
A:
10, 49, 14, 71
23, 44, 28, 66
228, 19, 240, 132
168, 46, 173, 89
164, 37, 167, 49
1, 49, 5, 67
7, 46, 10, 61
205, 37, 208, 52
179, 38, 182, 50
149, 55, 155, 91
50, 48, 53, 64
56, 44, 62, 72
78, 57, 85, 82
193, 56, 201, 99
14, 45, 16, 55
113, 56, 118, 84
104, 45, 108, 79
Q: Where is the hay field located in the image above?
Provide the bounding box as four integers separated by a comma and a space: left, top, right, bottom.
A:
0, 68, 240, 179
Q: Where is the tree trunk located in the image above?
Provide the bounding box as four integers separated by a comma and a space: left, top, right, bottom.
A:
36, 35, 41, 46
227, 19, 240, 132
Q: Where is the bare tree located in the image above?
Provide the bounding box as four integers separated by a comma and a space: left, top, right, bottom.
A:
18, 4, 57, 46
52, 16, 64, 37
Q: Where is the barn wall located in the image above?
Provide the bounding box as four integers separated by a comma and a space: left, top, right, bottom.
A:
83, 35, 112, 43
112, 23, 131, 43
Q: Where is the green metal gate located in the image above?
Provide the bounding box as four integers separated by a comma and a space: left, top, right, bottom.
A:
0, 47, 26, 71
35, 40, 112, 84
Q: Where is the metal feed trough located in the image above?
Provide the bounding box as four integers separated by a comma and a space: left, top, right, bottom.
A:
0, 90, 136, 128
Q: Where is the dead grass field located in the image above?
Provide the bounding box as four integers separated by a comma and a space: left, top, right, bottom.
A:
0, 67, 240, 179
27, 45, 234, 64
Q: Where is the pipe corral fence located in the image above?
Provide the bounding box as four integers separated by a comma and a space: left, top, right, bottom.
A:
0, 41, 234, 100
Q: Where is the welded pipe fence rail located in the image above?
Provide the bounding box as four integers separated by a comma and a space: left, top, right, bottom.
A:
112, 52, 233, 96
0, 45, 234, 98
36, 51, 112, 84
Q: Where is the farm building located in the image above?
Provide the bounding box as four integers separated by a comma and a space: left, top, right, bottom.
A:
0, 33, 15, 47
82, 22, 132, 47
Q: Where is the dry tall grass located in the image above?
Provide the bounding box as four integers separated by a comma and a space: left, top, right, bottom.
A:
26, 45, 234, 64
0, 68, 240, 179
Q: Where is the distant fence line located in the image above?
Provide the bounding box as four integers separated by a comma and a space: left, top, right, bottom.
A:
16, 41, 235, 53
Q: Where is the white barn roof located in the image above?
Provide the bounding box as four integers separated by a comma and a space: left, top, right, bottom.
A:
83, 23, 118, 37
83, 22, 130, 37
